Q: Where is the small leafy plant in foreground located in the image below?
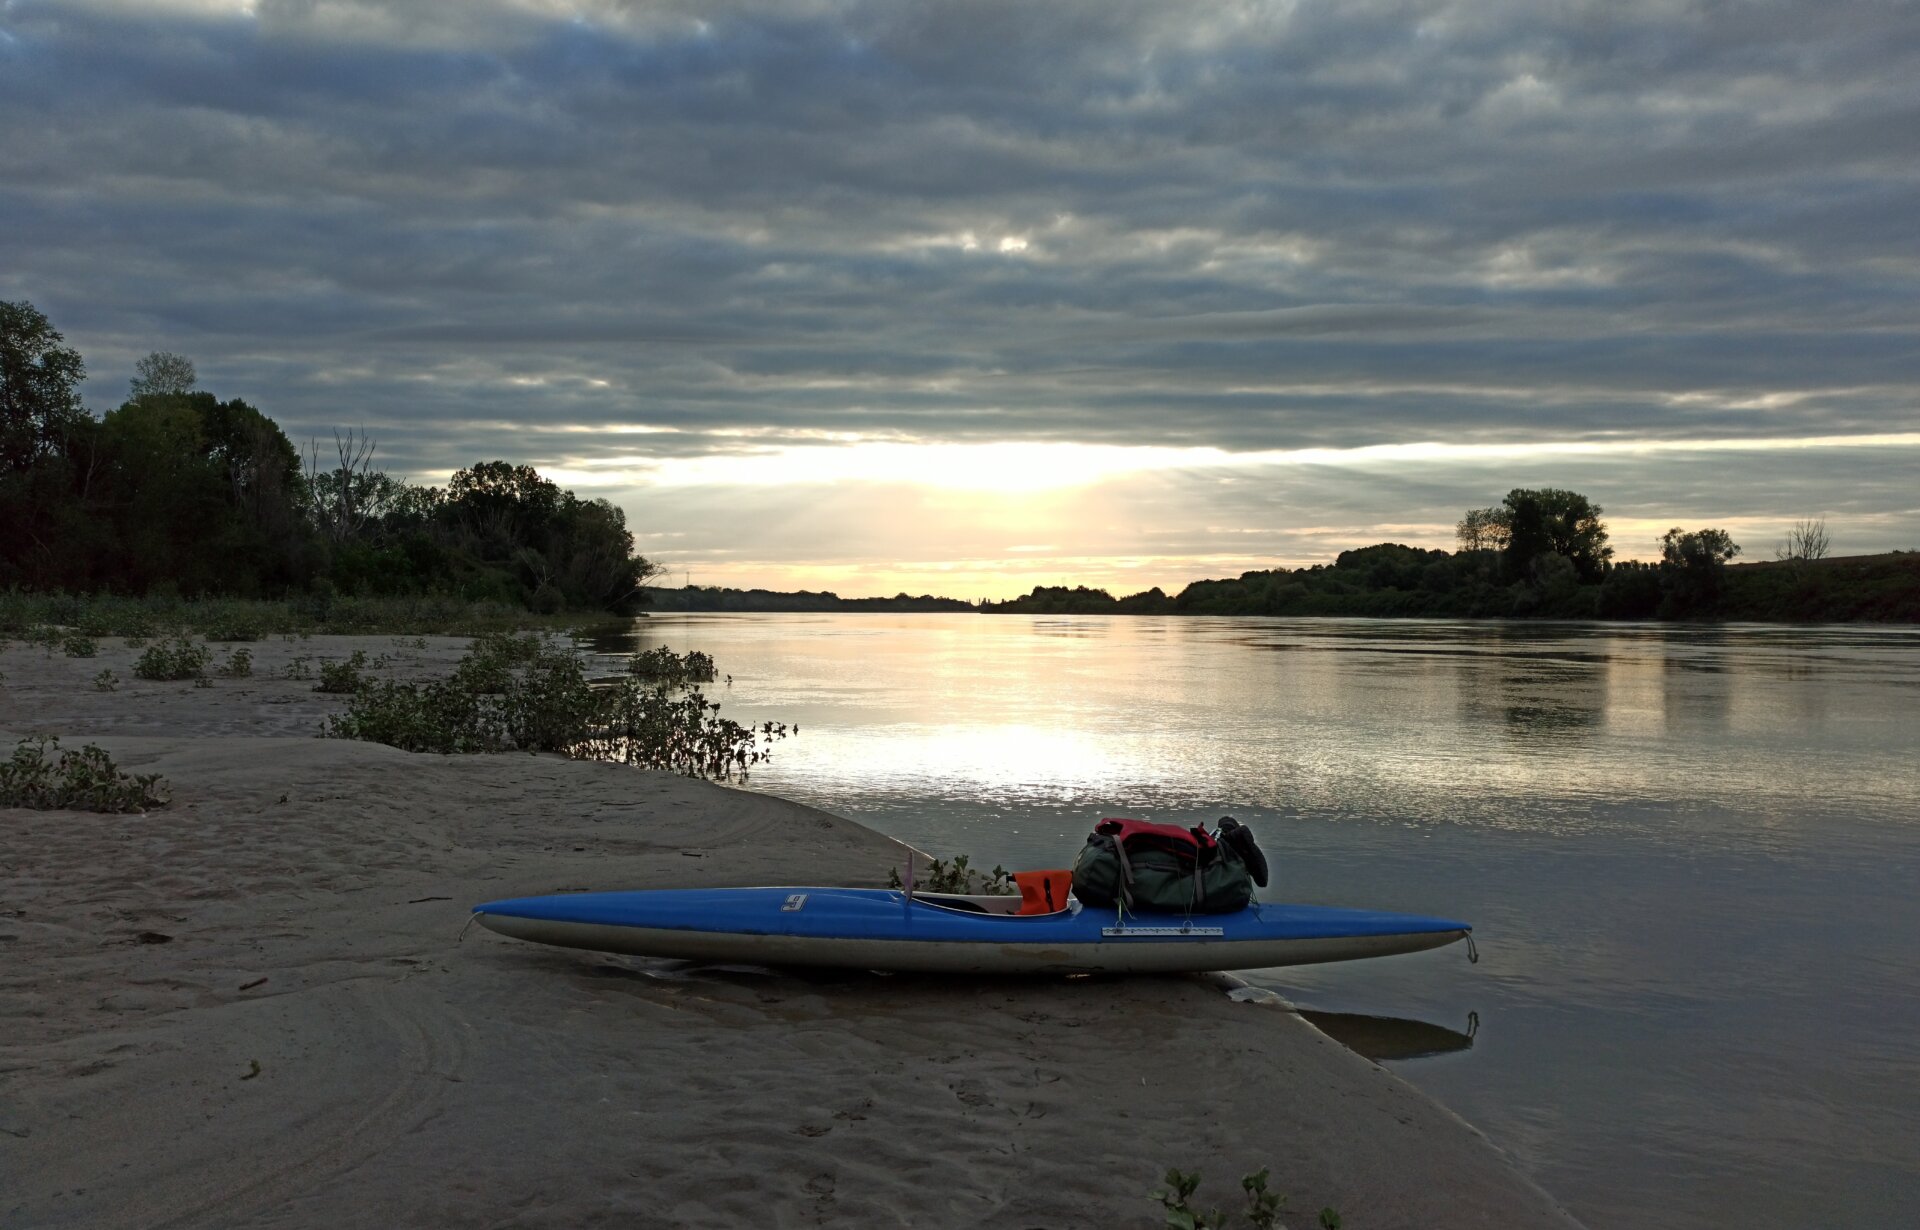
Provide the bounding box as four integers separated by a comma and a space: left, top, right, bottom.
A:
0, 736, 170, 813
1148, 1166, 1336, 1230
94, 669, 118, 692
888, 853, 1014, 894
133, 637, 211, 681
62, 634, 97, 658
217, 648, 253, 678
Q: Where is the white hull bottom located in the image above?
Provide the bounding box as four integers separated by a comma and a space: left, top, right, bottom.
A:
475, 914, 1467, 975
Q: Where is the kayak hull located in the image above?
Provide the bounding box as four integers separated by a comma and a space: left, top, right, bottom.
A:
473, 887, 1471, 975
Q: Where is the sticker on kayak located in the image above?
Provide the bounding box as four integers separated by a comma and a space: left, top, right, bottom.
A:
782, 893, 808, 911
1101, 926, 1225, 938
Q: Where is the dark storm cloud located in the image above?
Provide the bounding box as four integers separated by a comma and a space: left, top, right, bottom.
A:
2, 0, 1917, 500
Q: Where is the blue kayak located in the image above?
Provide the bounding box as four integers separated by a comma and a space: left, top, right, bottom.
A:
472, 887, 1472, 974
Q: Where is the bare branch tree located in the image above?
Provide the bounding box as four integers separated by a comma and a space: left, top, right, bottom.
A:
305, 428, 379, 544
1776, 518, 1831, 562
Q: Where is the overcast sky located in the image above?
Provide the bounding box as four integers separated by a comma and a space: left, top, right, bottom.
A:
4, 0, 1916, 597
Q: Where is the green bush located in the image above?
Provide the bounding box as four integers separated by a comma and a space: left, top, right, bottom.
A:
93, 669, 118, 692
313, 650, 370, 693
574, 681, 790, 779
133, 637, 211, 681
326, 639, 790, 781
62, 634, 97, 657
626, 646, 718, 686
0, 736, 170, 813
200, 614, 264, 642
217, 647, 253, 678
451, 631, 548, 695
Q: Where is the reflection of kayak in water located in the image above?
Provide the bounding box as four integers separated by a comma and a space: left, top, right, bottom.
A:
470, 886, 1472, 975
1298, 1010, 1479, 1062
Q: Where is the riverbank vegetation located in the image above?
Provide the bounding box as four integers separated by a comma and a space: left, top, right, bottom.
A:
1, 300, 655, 617
325, 636, 790, 781
0, 589, 612, 641
990, 491, 1920, 622
1, 735, 170, 813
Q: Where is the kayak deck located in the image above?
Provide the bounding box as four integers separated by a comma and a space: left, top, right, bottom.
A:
472, 887, 1472, 975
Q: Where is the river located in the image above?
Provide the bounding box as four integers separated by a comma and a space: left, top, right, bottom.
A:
585, 613, 1920, 1229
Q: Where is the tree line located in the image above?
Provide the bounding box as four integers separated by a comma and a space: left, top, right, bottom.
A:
1, 300, 656, 612
988, 489, 1909, 622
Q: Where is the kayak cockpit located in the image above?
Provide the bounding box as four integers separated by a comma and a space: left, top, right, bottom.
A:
909, 869, 1075, 916
908, 891, 1074, 917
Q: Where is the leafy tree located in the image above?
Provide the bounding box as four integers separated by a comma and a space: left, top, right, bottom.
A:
95, 392, 311, 595
1333, 542, 1447, 591
0, 299, 87, 472
129, 351, 196, 399
1659, 526, 1741, 616
448, 461, 562, 540
1662, 526, 1740, 570
1499, 488, 1612, 582
1455, 506, 1510, 553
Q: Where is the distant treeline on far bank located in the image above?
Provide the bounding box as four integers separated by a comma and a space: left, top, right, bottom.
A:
643, 587, 972, 612
989, 548, 1920, 623
987, 490, 1920, 623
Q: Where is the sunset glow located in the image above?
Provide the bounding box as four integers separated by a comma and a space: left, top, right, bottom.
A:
7, 0, 1916, 598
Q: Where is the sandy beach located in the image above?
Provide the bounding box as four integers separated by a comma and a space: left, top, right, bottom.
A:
2, 635, 1581, 1228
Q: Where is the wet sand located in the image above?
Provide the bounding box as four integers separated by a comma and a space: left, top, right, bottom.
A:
1, 635, 1581, 1228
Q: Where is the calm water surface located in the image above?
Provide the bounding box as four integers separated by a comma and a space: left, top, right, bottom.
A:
589, 614, 1920, 1229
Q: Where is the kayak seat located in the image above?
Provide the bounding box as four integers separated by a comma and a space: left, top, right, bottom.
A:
1014, 869, 1073, 915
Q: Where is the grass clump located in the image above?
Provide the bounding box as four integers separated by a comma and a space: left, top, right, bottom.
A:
133, 637, 211, 681
217, 648, 253, 678
326, 641, 789, 782
94, 669, 118, 692
1, 736, 170, 813
62, 634, 98, 657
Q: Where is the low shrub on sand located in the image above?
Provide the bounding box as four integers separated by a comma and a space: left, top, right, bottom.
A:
313, 650, 369, 693
133, 637, 211, 681
1, 736, 169, 813
326, 641, 790, 781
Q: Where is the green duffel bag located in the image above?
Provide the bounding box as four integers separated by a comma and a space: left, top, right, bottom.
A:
1071, 816, 1267, 914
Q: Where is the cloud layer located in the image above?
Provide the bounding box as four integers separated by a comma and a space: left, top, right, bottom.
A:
4, 0, 1916, 591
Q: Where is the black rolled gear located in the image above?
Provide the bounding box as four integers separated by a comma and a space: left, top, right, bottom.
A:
1216, 816, 1269, 887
